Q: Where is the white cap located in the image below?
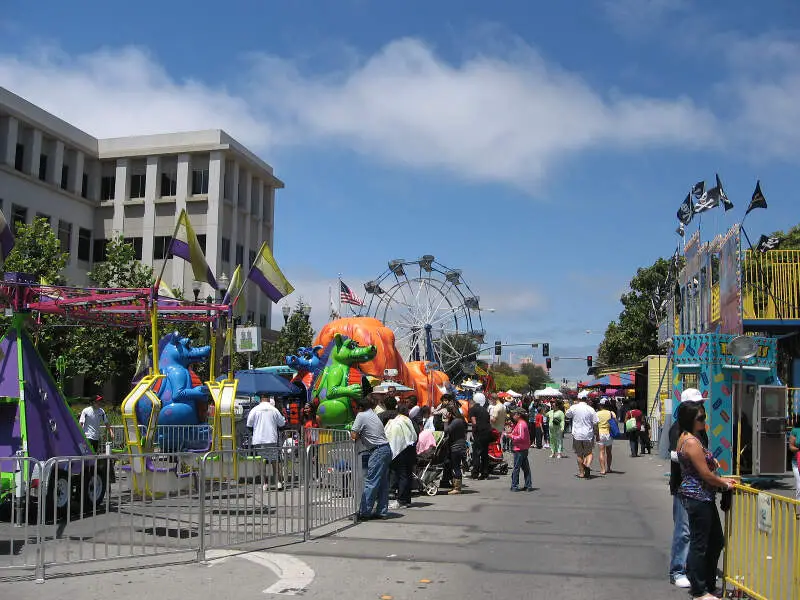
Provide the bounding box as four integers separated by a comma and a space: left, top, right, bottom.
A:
473, 392, 486, 406
680, 388, 703, 403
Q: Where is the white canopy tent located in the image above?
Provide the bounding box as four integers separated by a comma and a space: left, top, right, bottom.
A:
534, 388, 563, 399
505, 389, 523, 398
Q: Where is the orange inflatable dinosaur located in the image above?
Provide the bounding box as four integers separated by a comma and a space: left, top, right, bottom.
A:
314, 317, 450, 407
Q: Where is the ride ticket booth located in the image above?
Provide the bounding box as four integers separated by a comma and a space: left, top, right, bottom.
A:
671, 332, 787, 478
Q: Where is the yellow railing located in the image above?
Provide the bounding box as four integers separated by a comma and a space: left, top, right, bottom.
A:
711, 283, 720, 323
742, 249, 800, 320
723, 483, 800, 600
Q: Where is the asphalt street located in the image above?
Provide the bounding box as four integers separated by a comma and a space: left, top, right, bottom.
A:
2, 439, 685, 600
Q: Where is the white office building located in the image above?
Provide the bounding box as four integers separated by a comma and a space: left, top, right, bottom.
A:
0, 87, 283, 333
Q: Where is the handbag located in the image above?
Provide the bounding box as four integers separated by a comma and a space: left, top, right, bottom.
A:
609, 416, 621, 439
625, 417, 638, 433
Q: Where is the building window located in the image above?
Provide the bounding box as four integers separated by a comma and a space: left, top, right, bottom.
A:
35, 212, 51, 225
197, 234, 206, 253
93, 239, 108, 262
123, 237, 143, 260
221, 237, 231, 263
236, 244, 244, 266
11, 204, 27, 234
57, 220, 72, 254
100, 176, 115, 200
249, 249, 256, 267
81, 173, 88, 198
39, 155, 48, 181
153, 236, 172, 260
259, 313, 267, 328
77, 228, 92, 261
61, 165, 69, 190
192, 169, 209, 195
160, 172, 177, 197
130, 173, 146, 199
14, 144, 24, 171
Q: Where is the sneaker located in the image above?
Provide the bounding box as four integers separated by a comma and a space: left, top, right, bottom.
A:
509, 487, 520, 492
388, 500, 400, 510
673, 575, 690, 588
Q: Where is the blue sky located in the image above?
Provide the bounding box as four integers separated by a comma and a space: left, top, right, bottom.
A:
2, 1, 799, 382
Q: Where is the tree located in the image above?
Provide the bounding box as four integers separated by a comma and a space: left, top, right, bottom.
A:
439, 333, 479, 381
598, 257, 673, 366
252, 300, 314, 367
65, 237, 155, 391
492, 372, 529, 392
2, 218, 70, 370
519, 363, 553, 392
3, 217, 68, 284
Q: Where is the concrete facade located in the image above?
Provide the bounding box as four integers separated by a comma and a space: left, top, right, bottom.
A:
0, 87, 283, 332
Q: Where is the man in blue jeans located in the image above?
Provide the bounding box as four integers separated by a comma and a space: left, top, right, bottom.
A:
351, 394, 392, 520
668, 388, 708, 588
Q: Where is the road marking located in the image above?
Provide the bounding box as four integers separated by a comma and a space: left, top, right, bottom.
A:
205, 549, 315, 595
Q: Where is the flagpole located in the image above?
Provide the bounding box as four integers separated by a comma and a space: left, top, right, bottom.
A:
156, 214, 182, 291
337, 273, 342, 321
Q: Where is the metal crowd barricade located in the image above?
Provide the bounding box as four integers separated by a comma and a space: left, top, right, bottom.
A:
723, 483, 800, 600
0, 456, 43, 580
304, 429, 358, 534
36, 451, 202, 579
2, 428, 359, 581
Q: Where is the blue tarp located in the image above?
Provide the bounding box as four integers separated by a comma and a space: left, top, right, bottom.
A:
218, 370, 303, 396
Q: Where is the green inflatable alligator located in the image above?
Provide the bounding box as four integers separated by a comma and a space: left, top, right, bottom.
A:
313, 334, 377, 429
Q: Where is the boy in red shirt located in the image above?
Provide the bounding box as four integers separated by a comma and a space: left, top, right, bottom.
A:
510, 410, 533, 492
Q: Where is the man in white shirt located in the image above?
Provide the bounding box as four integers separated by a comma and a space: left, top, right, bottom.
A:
566, 399, 599, 478
247, 396, 287, 490
79, 395, 112, 453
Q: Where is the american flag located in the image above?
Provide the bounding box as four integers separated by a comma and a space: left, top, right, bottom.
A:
340, 280, 364, 306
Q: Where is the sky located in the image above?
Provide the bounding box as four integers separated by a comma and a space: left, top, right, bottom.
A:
2, 0, 799, 382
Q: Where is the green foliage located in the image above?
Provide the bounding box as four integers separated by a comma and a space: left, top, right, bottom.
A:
519, 363, 553, 391
598, 257, 673, 366
492, 372, 529, 392
489, 361, 552, 392
252, 301, 314, 367
439, 333, 479, 380
63, 237, 154, 391
4, 217, 68, 284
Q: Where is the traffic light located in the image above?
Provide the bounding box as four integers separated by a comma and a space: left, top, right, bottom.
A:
494, 341, 502, 356
545, 358, 552, 370
587, 355, 593, 367
542, 343, 549, 357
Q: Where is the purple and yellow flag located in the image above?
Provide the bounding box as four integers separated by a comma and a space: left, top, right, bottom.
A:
171, 209, 217, 289
247, 242, 294, 303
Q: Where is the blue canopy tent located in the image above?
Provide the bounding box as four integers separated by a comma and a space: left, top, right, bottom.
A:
219, 370, 304, 397
578, 371, 636, 388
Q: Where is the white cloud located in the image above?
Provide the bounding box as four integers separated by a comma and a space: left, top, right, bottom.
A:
0, 39, 716, 189
0, 46, 272, 144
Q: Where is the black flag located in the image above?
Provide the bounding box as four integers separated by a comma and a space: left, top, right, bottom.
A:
756, 234, 780, 253
691, 181, 705, 199
714, 173, 733, 211
746, 180, 767, 215
676, 223, 685, 237
677, 194, 694, 225
693, 187, 718, 214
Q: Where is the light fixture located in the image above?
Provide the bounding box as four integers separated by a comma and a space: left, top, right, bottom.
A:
282, 304, 291, 323
191, 279, 201, 302
445, 269, 462, 284
218, 272, 230, 295
302, 303, 312, 320
388, 259, 405, 276
365, 280, 385, 295
418, 255, 435, 271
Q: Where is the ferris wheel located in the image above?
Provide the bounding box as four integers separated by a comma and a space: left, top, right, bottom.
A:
360, 256, 485, 379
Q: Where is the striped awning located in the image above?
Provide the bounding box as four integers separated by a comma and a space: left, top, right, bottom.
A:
578, 371, 636, 388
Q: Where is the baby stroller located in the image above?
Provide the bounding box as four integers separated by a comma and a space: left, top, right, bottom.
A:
488, 429, 509, 475
414, 431, 448, 496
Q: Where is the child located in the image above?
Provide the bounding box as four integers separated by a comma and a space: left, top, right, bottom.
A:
502, 419, 513, 452
640, 418, 652, 455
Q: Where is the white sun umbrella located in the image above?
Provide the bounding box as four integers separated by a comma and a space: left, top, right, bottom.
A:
535, 387, 563, 399
577, 389, 591, 399
506, 389, 523, 398
372, 381, 415, 393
